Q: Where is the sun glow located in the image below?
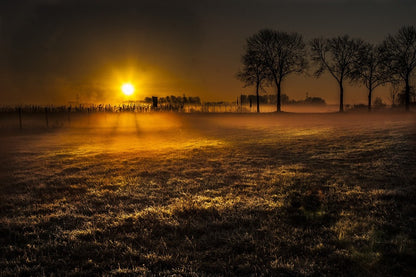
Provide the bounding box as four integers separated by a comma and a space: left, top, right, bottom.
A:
121, 83, 135, 96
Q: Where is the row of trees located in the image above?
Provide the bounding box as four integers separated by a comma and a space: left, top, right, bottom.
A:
144, 95, 201, 106
240, 94, 326, 106
237, 26, 416, 112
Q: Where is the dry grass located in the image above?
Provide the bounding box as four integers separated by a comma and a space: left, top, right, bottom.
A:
0, 112, 415, 276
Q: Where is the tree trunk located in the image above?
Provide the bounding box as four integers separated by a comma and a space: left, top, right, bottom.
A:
405, 77, 410, 111
256, 81, 260, 113
339, 82, 344, 112
276, 82, 281, 112
368, 87, 372, 111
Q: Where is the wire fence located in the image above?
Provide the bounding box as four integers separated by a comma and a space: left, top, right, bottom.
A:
0, 103, 245, 129
0, 102, 405, 129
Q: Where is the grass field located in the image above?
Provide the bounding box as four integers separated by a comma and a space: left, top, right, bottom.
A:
0, 112, 415, 276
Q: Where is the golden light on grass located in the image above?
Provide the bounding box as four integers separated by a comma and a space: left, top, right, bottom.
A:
1, 112, 415, 275
121, 83, 135, 96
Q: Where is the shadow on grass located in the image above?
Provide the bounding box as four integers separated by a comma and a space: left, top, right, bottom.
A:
1, 113, 415, 275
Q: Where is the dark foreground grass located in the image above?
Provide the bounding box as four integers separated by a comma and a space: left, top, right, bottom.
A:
0, 112, 415, 276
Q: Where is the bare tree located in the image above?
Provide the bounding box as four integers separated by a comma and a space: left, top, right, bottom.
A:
310, 36, 364, 112
351, 43, 391, 111
388, 80, 401, 107
381, 26, 416, 111
246, 29, 308, 112
237, 48, 268, 113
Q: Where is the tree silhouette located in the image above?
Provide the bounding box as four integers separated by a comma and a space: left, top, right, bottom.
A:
381, 26, 416, 111
351, 43, 391, 111
310, 36, 364, 112
245, 29, 308, 112
389, 80, 401, 106
237, 48, 268, 113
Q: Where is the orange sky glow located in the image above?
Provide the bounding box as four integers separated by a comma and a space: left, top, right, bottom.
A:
0, 1, 414, 106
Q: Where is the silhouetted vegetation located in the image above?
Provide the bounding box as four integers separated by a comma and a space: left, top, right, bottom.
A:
310, 36, 365, 112
237, 43, 268, 113
373, 96, 386, 108
144, 95, 202, 112
240, 94, 326, 106
351, 43, 391, 111
381, 26, 416, 111
397, 87, 416, 106
238, 29, 308, 112
237, 26, 416, 112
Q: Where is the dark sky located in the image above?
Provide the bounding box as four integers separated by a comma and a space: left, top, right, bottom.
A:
1, 0, 415, 104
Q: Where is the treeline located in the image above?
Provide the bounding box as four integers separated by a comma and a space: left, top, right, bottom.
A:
144, 95, 201, 106
237, 26, 416, 112
240, 94, 326, 106
143, 95, 202, 112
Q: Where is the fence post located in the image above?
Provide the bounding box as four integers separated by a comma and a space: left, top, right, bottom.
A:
18, 107, 22, 129
152, 96, 158, 110
67, 106, 71, 125
87, 107, 90, 126
45, 107, 49, 128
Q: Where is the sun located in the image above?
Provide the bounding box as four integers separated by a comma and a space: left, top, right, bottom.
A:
121, 83, 135, 96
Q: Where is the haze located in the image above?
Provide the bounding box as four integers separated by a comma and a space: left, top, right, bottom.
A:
1, 0, 415, 105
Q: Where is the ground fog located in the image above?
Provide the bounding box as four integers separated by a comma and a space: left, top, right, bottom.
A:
0, 112, 415, 276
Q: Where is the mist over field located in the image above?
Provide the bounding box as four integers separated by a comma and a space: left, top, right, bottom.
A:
1, 0, 416, 274
1, 112, 415, 275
